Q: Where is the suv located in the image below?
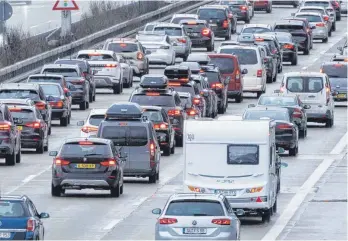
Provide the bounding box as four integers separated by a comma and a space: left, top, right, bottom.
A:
170, 13, 198, 24
0, 103, 21, 165
77, 108, 107, 138
208, 53, 247, 103
197, 5, 232, 40
283, 17, 314, 49
220, 0, 253, 23
0, 83, 52, 135
102, 38, 149, 78
272, 0, 299, 8
252, 0, 272, 13
97, 102, 161, 183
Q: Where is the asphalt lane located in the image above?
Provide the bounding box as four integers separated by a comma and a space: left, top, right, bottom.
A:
0, 5, 346, 241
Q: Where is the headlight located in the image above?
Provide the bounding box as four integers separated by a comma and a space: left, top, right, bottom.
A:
246, 187, 263, 193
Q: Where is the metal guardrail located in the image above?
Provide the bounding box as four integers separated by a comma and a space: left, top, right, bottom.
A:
0, 0, 213, 84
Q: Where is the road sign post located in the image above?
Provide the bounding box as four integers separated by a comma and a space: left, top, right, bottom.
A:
52, 0, 79, 39
0, 0, 13, 45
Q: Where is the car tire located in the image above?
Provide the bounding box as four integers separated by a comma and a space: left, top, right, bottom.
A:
171, 142, 175, 154
120, 183, 124, 195
36, 142, 44, 154
207, 43, 214, 52
303, 47, 310, 55
278, 64, 282, 73
5, 149, 16, 166
323, 37, 328, 43
123, 79, 131, 88
235, 94, 243, 103
289, 146, 297, 156
299, 128, 307, 138
337, 13, 341, 21
291, 56, 298, 65
89, 93, 93, 102
277, 178, 280, 194
273, 71, 277, 82
16, 145, 21, 163
156, 171, 159, 181
163, 145, 171, 156
51, 183, 62, 197
293, 4, 298, 8
79, 101, 87, 110
149, 173, 157, 183
332, 23, 336, 31
266, 6, 272, 13
60, 116, 68, 127
257, 91, 262, 98
273, 200, 278, 213
93, 91, 96, 101
218, 104, 224, 114
266, 75, 273, 83
44, 138, 49, 152
261, 209, 271, 223
329, 30, 332, 37
176, 137, 183, 147
48, 125, 51, 135
245, 18, 250, 24
113, 84, 122, 94
325, 117, 334, 128
110, 183, 120, 197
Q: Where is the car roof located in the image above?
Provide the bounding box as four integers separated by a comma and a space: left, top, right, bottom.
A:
246, 106, 289, 112
29, 74, 64, 79
63, 137, 112, 145
0, 195, 28, 201
208, 53, 237, 59
243, 24, 271, 28
178, 92, 192, 98
0, 98, 33, 104
296, 12, 322, 16
106, 37, 137, 43
89, 108, 107, 115
168, 193, 225, 202
199, 5, 228, 9
300, 6, 326, 9
154, 23, 182, 28
269, 32, 293, 37
322, 61, 348, 66
283, 71, 327, 77
283, 17, 309, 22
261, 93, 298, 98
303, 0, 330, 2
42, 64, 79, 69
0, 83, 40, 90
77, 50, 115, 55
275, 20, 304, 25
55, 58, 88, 63
219, 44, 258, 50
180, 19, 207, 24
141, 105, 163, 111
37, 82, 62, 88
172, 13, 197, 17
253, 34, 277, 39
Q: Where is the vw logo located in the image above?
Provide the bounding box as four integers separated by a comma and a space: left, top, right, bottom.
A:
0, 221, 2, 227
192, 220, 197, 225
83, 157, 87, 162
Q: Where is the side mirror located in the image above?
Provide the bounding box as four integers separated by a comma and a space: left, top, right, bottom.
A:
152, 208, 162, 215
224, 77, 231, 85
248, 104, 255, 108
242, 69, 248, 75
145, 50, 151, 55
303, 104, 311, 109
311, 25, 316, 29
49, 151, 58, 157
39, 212, 50, 219
277, 147, 285, 154
120, 152, 128, 159
77, 120, 85, 126
228, 13, 233, 19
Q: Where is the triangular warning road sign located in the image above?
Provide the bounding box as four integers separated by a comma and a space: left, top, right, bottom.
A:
53, 0, 79, 11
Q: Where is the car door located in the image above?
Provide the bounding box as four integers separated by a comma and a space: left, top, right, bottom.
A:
127, 125, 151, 171
36, 110, 48, 142
162, 109, 175, 146
27, 200, 44, 239
269, 143, 277, 204
5, 108, 17, 149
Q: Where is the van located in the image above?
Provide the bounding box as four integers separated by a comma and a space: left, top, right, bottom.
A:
183, 118, 284, 222
97, 102, 161, 183
280, 72, 334, 127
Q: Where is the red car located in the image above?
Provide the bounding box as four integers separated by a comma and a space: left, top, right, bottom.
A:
252, 0, 272, 13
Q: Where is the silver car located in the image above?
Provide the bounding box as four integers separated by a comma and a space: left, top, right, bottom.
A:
170, 14, 198, 24
295, 12, 329, 42
297, 6, 334, 32
153, 23, 192, 61
152, 193, 241, 240
325, 6, 337, 30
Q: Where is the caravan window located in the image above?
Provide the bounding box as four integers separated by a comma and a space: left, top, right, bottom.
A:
227, 144, 259, 165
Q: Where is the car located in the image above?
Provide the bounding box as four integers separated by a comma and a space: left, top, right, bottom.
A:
37, 83, 71, 127
153, 23, 192, 61
217, 4, 238, 34
170, 13, 198, 24
143, 22, 160, 32
0, 195, 50, 240
41, 64, 90, 110
294, 12, 330, 43
341, 0, 347, 14
151, 193, 241, 240
142, 106, 175, 156
0, 103, 21, 165
331, 54, 348, 62
197, 5, 232, 40
283, 17, 314, 49
178, 61, 202, 75
220, 0, 253, 23
179, 19, 215, 51
208, 53, 247, 103
7, 0, 32, 5
239, 23, 273, 35
297, 6, 333, 32
50, 137, 126, 197
8, 104, 49, 153
136, 32, 176, 65
254, 42, 278, 83
0, 83, 52, 135
54, 58, 97, 102
102, 38, 149, 78
272, 0, 300, 8
325, 6, 337, 30
27, 74, 70, 94
77, 108, 107, 138
200, 65, 229, 114
217, 44, 267, 98
243, 106, 299, 156
252, 0, 272, 13
274, 20, 312, 56
76, 50, 125, 93
177, 92, 201, 118
97, 102, 161, 183
280, 72, 335, 127
129, 75, 186, 147
320, 61, 347, 104
186, 53, 211, 65
302, 0, 340, 20
268, 32, 299, 65
330, 0, 342, 20
250, 93, 310, 137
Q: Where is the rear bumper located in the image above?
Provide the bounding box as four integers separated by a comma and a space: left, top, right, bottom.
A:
191, 38, 212, 47
51, 109, 68, 119
227, 90, 242, 98
155, 231, 236, 240
94, 76, 120, 88
313, 30, 328, 39
243, 84, 264, 92
52, 173, 118, 189
307, 112, 331, 123
156, 132, 171, 149
282, 52, 296, 61
227, 196, 271, 210
211, 28, 229, 37
148, 54, 172, 65
272, 1, 298, 5
124, 168, 156, 177
276, 137, 296, 150
235, 12, 248, 20
254, 3, 271, 10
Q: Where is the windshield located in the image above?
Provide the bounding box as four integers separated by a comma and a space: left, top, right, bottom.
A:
142, 110, 164, 122
209, 57, 235, 74
274, 24, 304, 31
244, 110, 289, 121
10, 109, 36, 121
171, 86, 195, 97
329, 78, 348, 87
130, 95, 175, 107
60, 143, 112, 157
258, 96, 297, 106
227, 144, 259, 165
101, 126, 148, 146
106, 43, 138, 53
183, 23, 206, 33
205, 72, 220, 84
300, 9, 325, 15
219, 48, 257, 65
28, 77, 62, 85
89, 115, 105, 126
42, 68, 78, 77
274, 34, 292, 42
0, 201, 27, 217
165, 200, 224, 216
40, 85, 61, 97
304, 1, 330, 7
172, 17, 197, 24
242, 27, 271, 34
286, 77, 324, 93
321, 64, 347, 78
0, 90, 40, 101
77, 54, 114, 61
295, 14, 322, 22
144, 24, 156, 31
153, 27, 182, 36
198, 9, 226, 20
54, 60, 87, 72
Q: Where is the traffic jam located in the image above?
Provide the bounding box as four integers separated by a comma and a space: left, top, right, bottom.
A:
0, 0, 347, 240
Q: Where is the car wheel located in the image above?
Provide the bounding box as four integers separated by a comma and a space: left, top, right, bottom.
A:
328, 30, 332, 37
44, 137, 49, 152
148, 173, 157, 183
266, 6, 272, 13
235, 94, 243, 103
86, 101, 89, 109
60, 116, 68, 126
325, 117, 334, 128
257, 91, 262, 98
123, 79, 130, 88
93, 91, 96, 101
261, 209, 271, 223
278, 64, 282, 73
207, 43, 214, 52
273, 200, 278, 213
51, 183, 62, 197
266, 75, 273, 83
299, 129, 306, 138
303, 47, 310, 55
245, 18, 250, 24
337, 13, 341, 21
163, 145, 171, 156
323, 37, 328, 43
5, 151, 16, 166
79, 101, 87, 110
293, 4, 298, 8
120, 183, 124, 195
289, 146, 297, 156
89, 93, 93, 102
332, 23, 336, 31
273, 71, 277, 82
156, 171, 159, 181
291, 56, 298, 65
171, 141, 175, 154
113, 84, 122, 94
48, 125, 51, 135
36, 142, 44, 154
110, 183, 121, 197
175, 136, 183, 147
16, 145, 21, 163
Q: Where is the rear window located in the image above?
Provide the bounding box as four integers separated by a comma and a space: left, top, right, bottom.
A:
28, 77, 62, 84
274, 24, 304, 31
144, 24, 156, 31
0, 201, 27, 217
321, 64, 347, 78
172, 17, 197, 24
106, 43, 138, 53
209, 57, 235, 74
244, 110, 290, 121
40, 85, 61, 97
258, 96, 297, 106
165, 200, 224, 216
77, 54, 114, 61
179, 96, 192, 106
60, 142, 112, 157
219, 48, 258, 65
227, 144, 259, 165
55, 60, 87, 72
220, 0, 246, 5
242, 27, 271, 34
286, 77, 324, 93
295, 15, 322, 22
89, 115, 105, 126
171, 86, 195, 97
142, 110, 164, 122
274, 35, 292, 42
182, 23, 206, 32
101, 126, 148, 146
259, 40, 277, 52
300, 9, 325, 15
205, 72, 220, 84
130, 95, 175, 107
0, 90, 40, 101
42, 68, 78, 77
198, 9, 226, 20
179, 62, 201, 72
153, 27, 182, 36
9, 109, 36, 121
304, 1, 330, 7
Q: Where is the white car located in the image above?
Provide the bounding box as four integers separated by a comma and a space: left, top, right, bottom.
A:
169, 13, 198, 24
239, 24, 273, 34
77, 108, 107, 138
297, 6, 334, 32
295, 12, 329, 43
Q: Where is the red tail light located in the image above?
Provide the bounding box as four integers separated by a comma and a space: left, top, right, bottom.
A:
257, 69, 262, 77
292, 108, 302, 118
193, 97, 201, 105
323, 16, 329, 21
159, 218, 177, 224
201, 28, 211, 37
177, 38, 187, 43
26, 219, 35, 231
149, 140, 155, 164
283, 44, 294, 49
63, 87, 69, 93
137, 52, 144, 60
212, 219, 231, 225
25, 122, 41, 129
332, 1, 339, 7
168, 109, 181, 116
71, 79, 85, 84
235, 70, 240, 81
316, 23, 325, 27
211, 82, 223, 89
277, 124, 292, 129
81, 126, 99, 133
153, 123, 168, 130
187, 109, 197, 116
222, 20, 229, 29
54, 158, 70, 166
35, 101, 46, 110
49, 101, 63, 108
326, 84, 330, 105
0, 122, 11, 131
240, 5, 247, 10
100, 158, 117, 167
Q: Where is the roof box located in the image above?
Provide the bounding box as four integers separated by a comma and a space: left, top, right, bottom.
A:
164, 66, 191, 80
105, 102, 143, 120
140, 75, 168, 89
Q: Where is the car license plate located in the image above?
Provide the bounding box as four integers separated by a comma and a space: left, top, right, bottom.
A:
75, 164, 96, 169
0, 232, 11, 238
215, 189, 236, 196
189, 33, 198, 37
337, 93, 346, 98
210, 23, 217, 26
17, 126, 22, 131
183, 228, 207, 234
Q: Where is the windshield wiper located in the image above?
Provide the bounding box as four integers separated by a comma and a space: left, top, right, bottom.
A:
84, 153, 102, 157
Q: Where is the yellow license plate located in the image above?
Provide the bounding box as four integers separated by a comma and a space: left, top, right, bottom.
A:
337, 94, 346, 98
76, 164, 96, 169
17, 126, 22, 131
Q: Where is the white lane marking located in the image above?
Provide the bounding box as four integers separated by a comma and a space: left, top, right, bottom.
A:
103, 219, 122, 230
132, 197, 148, 206
22, 175, 36, 183
301, 67, 307, 70
261, 132, 347, 241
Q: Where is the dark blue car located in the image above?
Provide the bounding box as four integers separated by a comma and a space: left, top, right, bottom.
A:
0, 195, 49, 240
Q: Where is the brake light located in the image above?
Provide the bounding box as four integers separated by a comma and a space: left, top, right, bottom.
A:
79, 141, 94, 145
105, 64, 117, 68
193, 98, 200, 105
177, 38, 186, 43
255, 38, 264, 42
201, 28, 211, 37
146, 92, 160, 96
222, 20, 229, 29
9, 108, 22, 112
212, 219, 231, 225
100, 158, 117, 167
283, 44, 294, 49
334, 63, 343, 67
25, 122, 41, 129
159, 218, 177, 224
63, 87, 69, 93
187, 109, 197, 116
49, 101, 63, 108
316, 23, 325, 27
153, 123, 168, 130
149, 140, 155, 162
257, 69, 262, 77
240, 5, 247, 10
0, 122, 11, 131
211, 83, 223, 89
35, 101, 46, 110
168, 109, 181, 116
323, 16, 329, 21
54, 158, 70, 166
81, 126, 98, 133
292, 108, 302, 118
168, 82, 181, 86
137, 52, 144, 60
26, 219, 35, 231
277, 124, 292, 129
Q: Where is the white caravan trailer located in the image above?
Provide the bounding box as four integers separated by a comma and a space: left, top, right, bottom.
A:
183, 119, 280, 222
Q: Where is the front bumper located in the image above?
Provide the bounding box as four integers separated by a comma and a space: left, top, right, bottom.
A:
51, 108, 68, 120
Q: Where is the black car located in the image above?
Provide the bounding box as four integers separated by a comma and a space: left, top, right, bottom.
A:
0, 83, 52, 135
220, 0, 252, 23
224, 5, 238, 34
243, 106, 299, 156
129, 74, 186, 147
272, 0, 299, 8
191, 73, 216, 117
320, 62, 348, 102
331, 54, 348, 62
274, 19, 312, 56
8, 104, 49, 153
142, 106, 175, 156
283, 17, 314, 49
200, 65, 229, 114
50, 138, 125, 197
54, 59, 97, 103
250, 93, 310, 137
0, 103, 21, 165
269, 31, 299, 65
